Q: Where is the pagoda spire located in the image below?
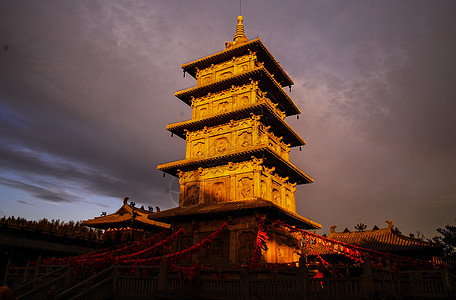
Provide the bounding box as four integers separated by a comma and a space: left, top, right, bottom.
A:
226, 16, 249, 48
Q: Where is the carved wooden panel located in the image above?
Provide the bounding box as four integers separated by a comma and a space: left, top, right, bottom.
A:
192, 140, 205, 158
216, 70, 233, 81
237, 230, 256, 263
272, 187, 281, 205
238, 130, 252, 148
197, 106, 208, 119
238, 62, 249, 73
183, 183, 200, 206
211, 135, 231, 155
237, 176, 253, 199
240, 95, 250, 106
206, 177, 230, 203
199, 231, 230, 264
201, 75, 212, 85
216, 100, 230, 114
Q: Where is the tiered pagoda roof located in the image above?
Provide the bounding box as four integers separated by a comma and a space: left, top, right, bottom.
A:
176, 66, 300, 115
166, 100, 306, 146
181, 37, 294, 88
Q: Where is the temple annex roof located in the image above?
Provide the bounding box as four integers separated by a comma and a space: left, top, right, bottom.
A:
307, 221, 441, 257
82, 198, 170, 231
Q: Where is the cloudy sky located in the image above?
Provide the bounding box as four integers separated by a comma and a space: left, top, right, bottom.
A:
1, 0, 455, 238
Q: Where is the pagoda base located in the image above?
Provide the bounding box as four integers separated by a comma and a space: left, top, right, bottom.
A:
148, 199, 319, 267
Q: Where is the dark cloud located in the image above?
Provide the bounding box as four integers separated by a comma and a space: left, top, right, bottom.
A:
0, 0, 455, 237
0, 177, 76, 204
16, 200, 33, 206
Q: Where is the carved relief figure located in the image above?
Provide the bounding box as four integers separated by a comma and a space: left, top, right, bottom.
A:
184, 184, 199, 206
260, 180, 267, 199
199, 107, 208, 118
193, 141, 205, 157
202, 76, 211, 85
217, 101, 229, 114
238, 177, 253, 199
239, 130, 251, 148
272, 188, 281, 205
219, 71, 232, 80
239, 95, 249, 106
214, 137, 229, 154
277, 244, 286, 262
285, 194, 291, 210
211, 181, 226, 202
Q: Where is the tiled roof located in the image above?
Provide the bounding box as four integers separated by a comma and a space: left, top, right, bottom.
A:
82, 203, 170, 230
166, 101, 305, 147
157, 145, 314, 185
148, 198, 321, 230
0, 232, 96, 255
181, 38, 294, 88
175, 66, 300, 116
307, 221, 441, 256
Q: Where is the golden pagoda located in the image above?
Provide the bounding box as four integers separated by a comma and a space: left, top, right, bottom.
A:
151, 16, 321, 266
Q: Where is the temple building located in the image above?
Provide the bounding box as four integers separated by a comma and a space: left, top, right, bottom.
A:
305, 220, 442, 261
149, 16, 321, 266
82, 197, 170, 244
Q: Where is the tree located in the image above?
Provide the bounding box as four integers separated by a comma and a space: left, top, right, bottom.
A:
434, 224, 456, 270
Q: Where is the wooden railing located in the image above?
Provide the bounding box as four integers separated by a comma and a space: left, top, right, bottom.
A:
5, 261, 451, 299
199, 278, 241, 298
12, 265, 71, 300
371, 270, 448, 298
4, 260, 64, 286
249, 278, 298, 299
55, 265, 115, 300
307, 277, 365, 299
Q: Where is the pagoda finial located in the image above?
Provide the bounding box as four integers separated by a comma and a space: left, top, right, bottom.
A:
225, 15, 249, 49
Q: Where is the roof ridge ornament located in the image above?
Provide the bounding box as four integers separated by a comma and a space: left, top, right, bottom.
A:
385, 220, 394, 229
225, 15, 249, 49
